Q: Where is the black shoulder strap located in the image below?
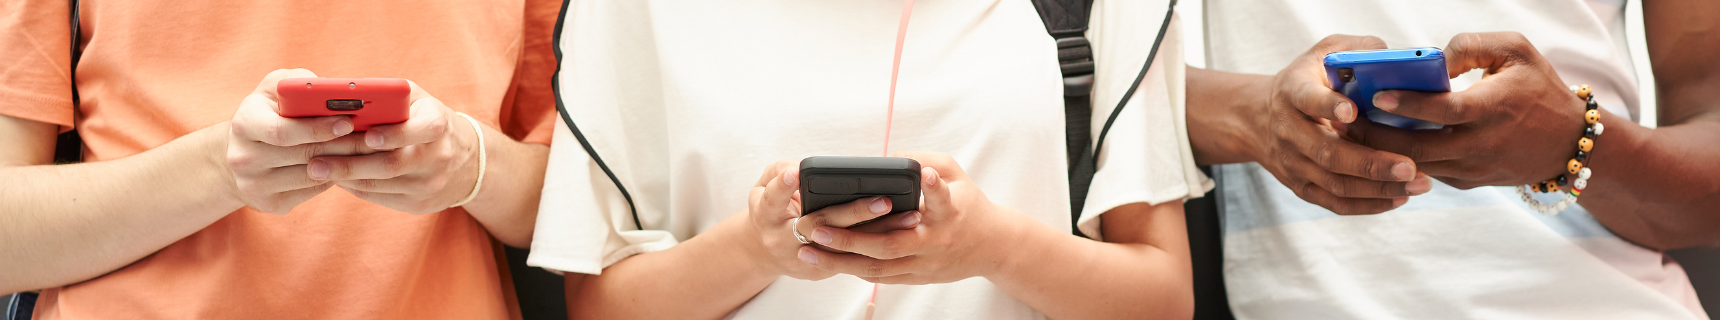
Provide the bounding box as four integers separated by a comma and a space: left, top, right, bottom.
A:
1030, 0, 1099, 237
1031, 0, 1176, 237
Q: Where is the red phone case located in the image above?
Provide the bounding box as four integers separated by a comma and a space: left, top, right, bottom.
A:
276, 78, 410, 131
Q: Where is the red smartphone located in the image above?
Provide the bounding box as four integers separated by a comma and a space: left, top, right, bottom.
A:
276, 77, 410, 131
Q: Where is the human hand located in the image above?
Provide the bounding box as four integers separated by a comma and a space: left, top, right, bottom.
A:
741, 160, 915, 281
1254, 35, 1433, 215
1357, 32, 1590, 189
307, 81, 482, 214
226, 68, 370, 214
796, 151, 1039, 285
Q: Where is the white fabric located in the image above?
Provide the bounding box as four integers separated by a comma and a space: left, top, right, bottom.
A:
1200, 0, 1705, 318
529, 0, 1208, 319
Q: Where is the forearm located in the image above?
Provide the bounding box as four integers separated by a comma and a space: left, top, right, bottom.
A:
987, 203, 1194, 320
1186, 66, 1272, 165
0, 124, 244, 292
569, 212, 778, 320
1586, 0, 1720, 250
1579, 117, 1720, 250
460, 123, 549, 248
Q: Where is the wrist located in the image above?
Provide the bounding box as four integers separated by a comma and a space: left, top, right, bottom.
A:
982, 205, 1050, 278
721, 211, 786, 280
449, 112, 486, 208
204, 123, 246, 209
1237, 79, 1277, 164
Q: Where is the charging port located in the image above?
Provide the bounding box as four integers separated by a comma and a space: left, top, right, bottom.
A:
326, 99, 364, 111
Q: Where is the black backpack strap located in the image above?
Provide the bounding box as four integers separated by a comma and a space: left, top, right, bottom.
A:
1030, 0, 1100, 237
1031, 0, 1176, 237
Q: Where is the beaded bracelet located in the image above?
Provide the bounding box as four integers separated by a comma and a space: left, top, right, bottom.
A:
1516, 84, 1604, 215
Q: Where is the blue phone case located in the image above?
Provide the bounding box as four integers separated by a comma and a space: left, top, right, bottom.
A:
1324, 47, 1451, 129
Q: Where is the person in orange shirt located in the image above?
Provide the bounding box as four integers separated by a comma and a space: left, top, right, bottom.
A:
0, 0, 561, 318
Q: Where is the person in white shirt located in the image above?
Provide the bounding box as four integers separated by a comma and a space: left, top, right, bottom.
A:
1182, 0, 1720, 318
528, 0, 1208, 319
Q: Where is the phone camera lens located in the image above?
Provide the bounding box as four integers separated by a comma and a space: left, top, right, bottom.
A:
1337, 68, 1355, 83
1416, 50, 1423, 56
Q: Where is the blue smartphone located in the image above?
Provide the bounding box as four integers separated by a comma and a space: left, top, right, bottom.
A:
1324, 47, 1450, 129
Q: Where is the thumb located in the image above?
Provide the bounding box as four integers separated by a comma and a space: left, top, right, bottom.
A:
919, 166, 952, 213
1442, 32, 1540, 78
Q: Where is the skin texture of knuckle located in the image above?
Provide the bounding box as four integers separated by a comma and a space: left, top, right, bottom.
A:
1377, 180, 1398, 198
302, 144, 325, 161
880, 236, 905, 260
1406, 144, 1429, 163
382, 153, 407, 177
430, 115, 451, 138
866, 260, 889, 278
1313, 141, 1338, 169
1322, 175, 1349, 197
1295, 182, 1321, 201
1363, 157, 1385, 180
226, 152, 254, 171
263, 123, 287, 146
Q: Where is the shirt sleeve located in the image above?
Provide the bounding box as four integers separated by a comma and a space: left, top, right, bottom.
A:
0, 0, 77, 131
525, 0, 678, 275
526, 118, 679, 275
1077, 5, 1213, 240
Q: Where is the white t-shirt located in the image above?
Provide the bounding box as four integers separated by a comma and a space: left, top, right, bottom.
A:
1200, 0, 1706, 318
528, 0, 1209, 319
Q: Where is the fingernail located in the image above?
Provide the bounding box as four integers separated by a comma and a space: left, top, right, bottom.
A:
798, 248, 818, 264
333, 120, 353, 136
1374, 91, 1399, 111
366, 132, 384, 148
1334, 102, 1355, 123
1391, 162, 1415, 181
869, 197, 890, 214
1406, 174, 1432, 195
901, 211, 921, 228
923, 168, 939, 186
308, 159, 329, 180
1392, 197, 1408, 207
783, 168, 798, 186
812, 229, 832, 244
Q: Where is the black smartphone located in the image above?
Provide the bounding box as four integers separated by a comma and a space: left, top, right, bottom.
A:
798, 156, 921, 216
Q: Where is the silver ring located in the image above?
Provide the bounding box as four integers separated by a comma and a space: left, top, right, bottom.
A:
791, 216, 811, 244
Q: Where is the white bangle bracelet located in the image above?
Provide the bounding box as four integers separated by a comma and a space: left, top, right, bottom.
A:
450, 112, 487, 208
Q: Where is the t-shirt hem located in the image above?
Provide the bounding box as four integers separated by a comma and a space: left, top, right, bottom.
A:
0, 93, 75, 132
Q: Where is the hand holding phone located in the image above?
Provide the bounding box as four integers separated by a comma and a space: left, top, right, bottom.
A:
276, 77, 410, 131
1325, 47, 1451, 129
228, 69, 374, 214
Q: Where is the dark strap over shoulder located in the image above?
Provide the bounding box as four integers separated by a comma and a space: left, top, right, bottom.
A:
1031, 0, 1177, 237
1030, 0, 1101, 237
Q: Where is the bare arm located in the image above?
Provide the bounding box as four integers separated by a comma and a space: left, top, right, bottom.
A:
1186, 66, 1272, 166
1181, 36, 1431, 216
450, 123, 549, 248
566, 213, 778, 320
988, 201, 1194, 320
564, 160, 908, 319
1576, 0, 1720, 250
0, 116, 244, 293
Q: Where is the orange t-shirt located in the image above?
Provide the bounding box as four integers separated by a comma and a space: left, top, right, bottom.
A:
0, 0, 561, 319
